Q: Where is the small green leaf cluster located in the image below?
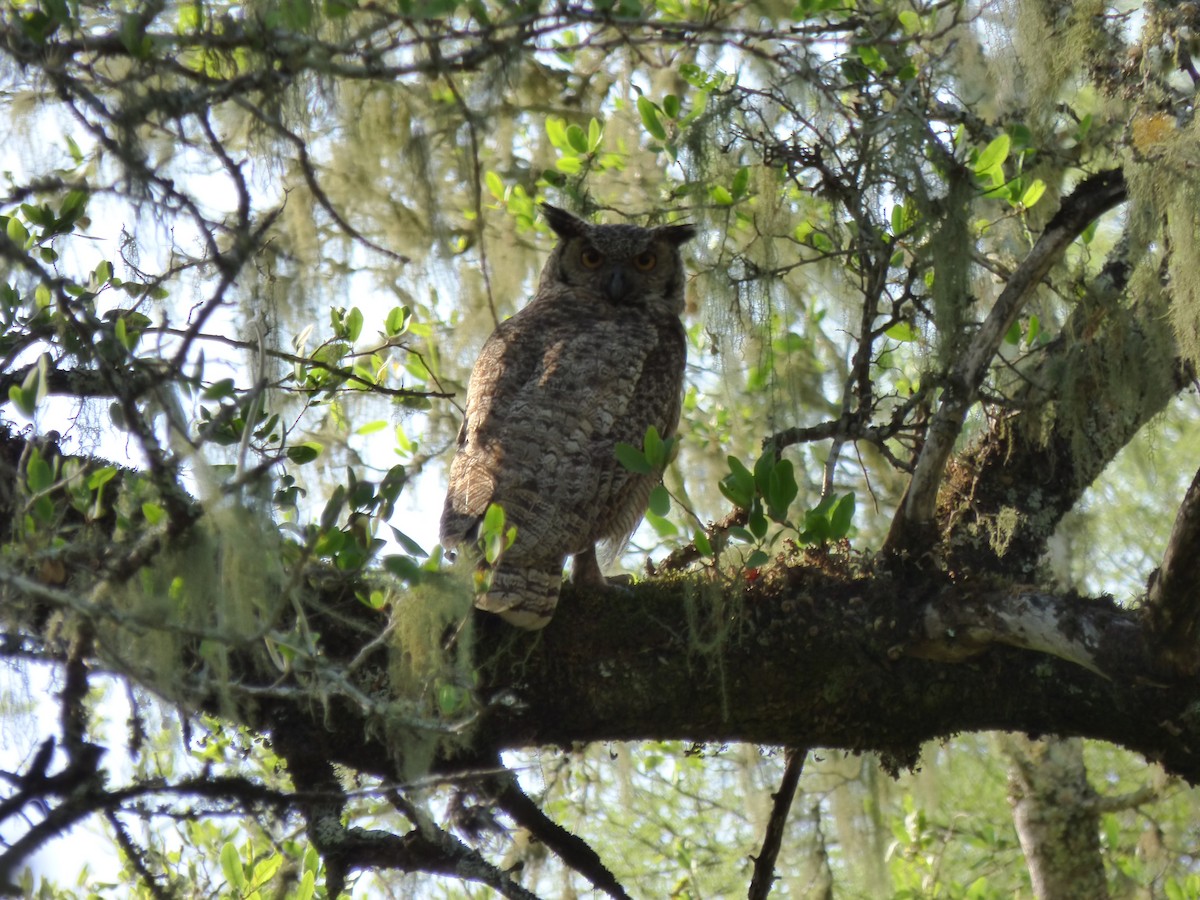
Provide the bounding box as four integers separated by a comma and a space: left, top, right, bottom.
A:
543, 115, 624, 182
196, 378, 282, 451
970, 129, 1047, 212
17, 446, 138, 538
478, 501, 517, 566
634, 63, 722, 164
718, 453, 855, 569
285, 303, 429, 408
615, 424, 675, 475
833, 10, 921, 84
300, 465, 415, 574
615, 425, 677, 536
219, 838, 320, 900
1003, 313, 1047, 348
1, 187, 170, 424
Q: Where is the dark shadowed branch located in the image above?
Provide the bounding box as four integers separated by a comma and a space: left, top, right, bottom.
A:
1147, 465, 1200, 674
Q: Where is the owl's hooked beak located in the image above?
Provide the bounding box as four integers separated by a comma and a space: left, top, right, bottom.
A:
604, 267, 630, 304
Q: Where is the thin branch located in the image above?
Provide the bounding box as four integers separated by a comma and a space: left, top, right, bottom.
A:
748, 747, 807, 900
104, 810, 177, 900
494, 771, 632, 900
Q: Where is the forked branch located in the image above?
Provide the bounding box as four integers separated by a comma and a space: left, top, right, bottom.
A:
883, 169, 1129, 558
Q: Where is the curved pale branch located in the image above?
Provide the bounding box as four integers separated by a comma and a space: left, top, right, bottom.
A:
884, 170, 1129, 558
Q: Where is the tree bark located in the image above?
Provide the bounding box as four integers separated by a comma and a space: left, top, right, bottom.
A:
1003, 736, 1109, 900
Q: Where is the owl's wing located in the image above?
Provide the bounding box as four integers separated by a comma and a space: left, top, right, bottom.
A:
438, 314, 542, 548
591, 318, 687, 560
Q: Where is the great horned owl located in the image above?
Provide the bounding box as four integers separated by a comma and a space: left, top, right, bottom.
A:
440, 204, 696, 629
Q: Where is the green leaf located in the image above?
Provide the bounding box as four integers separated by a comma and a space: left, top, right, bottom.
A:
694, 529, 713, 558
766, 460, 798, 521
385, 305, 412, 336
9, 384, 35, 417
87, 467, 117, 491
356, 420, 388, 436
142, 501, 165, 525
438, 683, 467, 715
898, 9, 920, 33
662, 94, 681, 119
615, 442, 653, 474
731, 166, 750, 199
6, 217, 29, 247
384, 554, 422, 582
648, 483, 671, 516
646, 509, 678, 537
114, 316, 130, 351
709, 184, 734, 206
1009, 123, 1034, 148
26, 451, 54, 494
485, 170, 505, 200
829, 491, 856, 538
287, 442, 322, 464
202, 378, 237, 400
251, 853, 283, 889
1020, 178, 1047, 208
809, 231, 835, 253
566, 124, 589, 154
642, 425, 665, 469
219, 842, 246, 891
389, 526, 428, 558
745, 549, 770, 568
719, 457, 755, 509
1026, 314, 1042, 344
637, 95, 667, 141
748, 508, 769, 540
16, 355, 50, 416
57, 190, 88, 228
753, 453, 775, 500
587, 117, 603, 152
21, 204, 52, 228
482, 502, 506, 536
974, 133, 1011, 178
345, 306, 364, 343
886, 321, 917, 342
545, 116, 569, 149
1004, 319, 1022, 345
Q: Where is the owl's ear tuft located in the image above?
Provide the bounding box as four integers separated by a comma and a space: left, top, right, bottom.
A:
658, 223, 697, 245
541, 204, 588, 239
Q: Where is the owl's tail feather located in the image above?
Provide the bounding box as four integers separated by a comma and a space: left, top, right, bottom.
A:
477, 563, 562, 630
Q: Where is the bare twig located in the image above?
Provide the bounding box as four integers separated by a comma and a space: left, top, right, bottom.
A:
748, 747, 807, 900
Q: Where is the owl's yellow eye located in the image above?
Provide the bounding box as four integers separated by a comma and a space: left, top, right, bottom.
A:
580, 248, 603, 269
633, 251, 657, 271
